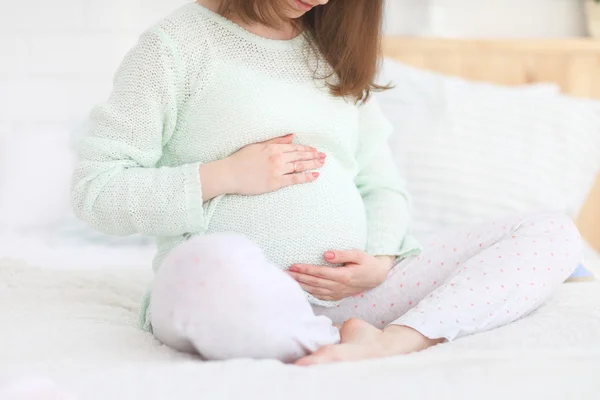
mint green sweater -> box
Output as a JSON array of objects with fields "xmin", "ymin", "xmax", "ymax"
[{"xmin": 71, "ymin": 3, "xmax": 421, "ymax": 331}]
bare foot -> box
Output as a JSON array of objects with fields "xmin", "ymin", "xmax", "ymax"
[{"xmin": 295, "ymin": 318, "xmax": 443, "ymax": 366}]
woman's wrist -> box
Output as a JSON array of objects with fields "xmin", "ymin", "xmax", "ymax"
[
  {"xmin": 199, "ymin": 158, "xmax": 237, "ymax": 201},
  {"xmin": 375, "ymin": 255, "xmax": 396, "ymax": 272}
]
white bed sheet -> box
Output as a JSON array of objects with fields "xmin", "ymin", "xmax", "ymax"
[
  {"xmin": 1, "ymin": 257, "xmax": 599, "ymax": 400},
  {"xmin": 0, "ymin": 231, "xmax": 154, "ymax": 269}
]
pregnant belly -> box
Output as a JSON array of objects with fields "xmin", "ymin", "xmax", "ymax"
[{"xmin": 205, "ymin": 174, "xmax": 367, "ymax": 269}]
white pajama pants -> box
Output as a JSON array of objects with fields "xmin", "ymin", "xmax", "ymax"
[{"xmin": 150, "ymin": 213, "xmax": 582, "ymax": 362}]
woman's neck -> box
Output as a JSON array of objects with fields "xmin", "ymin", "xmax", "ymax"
[{"xmin": 197, "ymin": 0, "xmax": 301, "ymax": 40}]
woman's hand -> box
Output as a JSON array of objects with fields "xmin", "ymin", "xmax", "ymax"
[
  {"xmin": 287, "ymin": 250, "xmax": 396, "ymax": 301},
  {"xmin": 199, "ymin": 134, "xmax": 326, "ymax": 200}
]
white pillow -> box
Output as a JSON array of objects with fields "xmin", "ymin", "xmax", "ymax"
[
  {"xmin": 0, "ymin": 131, "xmax": 75, "ymax": 231},
  {"xmin": 376, "ymin": 59, "xmax": 600, "ymax": 238}
]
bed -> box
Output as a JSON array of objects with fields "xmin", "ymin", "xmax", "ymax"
[{"xmin": 1, "ymin": 38, "xmax": 600, "ymax": 400}]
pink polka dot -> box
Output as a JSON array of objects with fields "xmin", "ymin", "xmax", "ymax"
[
  {"xmin": 456, "ymin": 261, "xmax": 460, "ymax": 266},
  {"xmin": 440, "ymin": 262, "xmax": 444, "ymax": 266},
  {"xmin": 501, "ymin": 285, "xmax": 505, "ymax": 288},
  {"xmin": 517, "ymin": 253, "xmax": 521, "ymax": 256},
  {"xmin": 433, "ymin": 281, "xmax": 437, "ymax": 285},
  {"xmin": 503, "ymin": 299, "xmax": 507, "ymax": 302},
  {"xmin": 400, "ymin": 284, "xmax": 403, "ymax": 288},
  {"xmin": 551, "ymin": 253, "xmax": 554, "ymax": 257},
  {"xmin": 487, "ymin": 302, "xmax": 491, "ymax": 305},
  {"xmin": 470, "ymin": 288, "xmax": 474, "ymax": 291},
  {"xmin": 479, "ymin": 243, "xmax": 483, "ymax": 247},
  {"xmin": 467, "ymin": 277, "xmax": 471, "ymax": 281},
  {"xmin": 450, "ymin": 283, "xmax": 455, "ymax": 287},
  {"xmin": 534, "ymin": 252, "xmax": 538, "ymax": 256},
  {"xmin": 360, "ymin": 294, "xmax": 364, "ymax": 298},
  {"xmin": 525, "ymin": 297, "xmax": 529, "ymax": 301},
  {"xmin": 453, "ymin": 248, "xmax": 457, "ymax": 252},
  {"xmin": 489, "ymin": 313, "xmax": 494, "ymax": 316},
  {"xmin": 337, "ymin": 304, "xmax": 341, "ymax": 308},
  {"xmin": 417, "ymin": 282, "xmax": 421, "ymax": 286},
  {"xmin": 454, "ymin": 305, "xmax": 459, "ymax": 308},
  {"xmin": 417, "ymin": 256, "xmax": 421, "ymax": 260},
  {"xmin": 533, "ymin": 267, "xmax": 536, "ymax": 271},
  {"xmin": 516, "ymin": 283, "xmax": 520, "ymax": 287},
  {"xmin": 391, "ymin": 303, "xmax": 395, "ymax": 307},
  {"xmin": 354, "ymin": 305, "xmax": 358, "ymax": 309},
  {"xmin": 409, "ymin": 301, "xmax": 413, "ymax": 305},
  {"xmin": 428, "ymin": 260, "xmax": 431, "ymax": 264},
  {"xmin": 372, "ymin": 304, "xmax": 377, "ymax": 307},
  {"xmin": 506, "ymin": 310, "xmax": 510, "ymax": 314},
  {"xmin": 517, "ymin": 268, "xmax": 521, "ymax": 271},
  {"xmin": 381, "ymin": 320, "xmax": 385, "ymax": 324},
  {"xmin": 437, "ymin": 307, "xmax": 442, "ymax": 310},
  {"xmin": 500, "ymin": 269, "xmax": 504, "ymax": 273},
  {"xmin": 486, "ymin": 286, "xmax": 490, "ymax": 290},
  {"xmin": 471, "ymin": 303, "xmax": 475, "ymax": 307},
  {"xmin": 531, "ymin": 223, "xmax": 535, "ymax": 226},
  {"xmin": 512, "ymin": 236, "xmax": 516, "ymax": 239},
  {"xmin": 547, "ymin": 268, "xmax": 551, "ymax": 271}
]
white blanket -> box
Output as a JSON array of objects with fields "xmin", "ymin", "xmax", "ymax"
[{"xmin": 1, "ymin": 259, "xmax": 599, "ymax": 400}]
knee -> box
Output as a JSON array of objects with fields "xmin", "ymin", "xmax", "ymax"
[
  {"xmin": 524, "ymin": 213, "xmax": 583, "ymax": 259},
  {"xmin": 162, "ymin": 233, "xmax": 267, "ymax": 273}
]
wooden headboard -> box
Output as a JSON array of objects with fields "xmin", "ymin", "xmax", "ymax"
[{"xmin": 382, "ymin": 38, "xmax": 600, "ymax": 252}]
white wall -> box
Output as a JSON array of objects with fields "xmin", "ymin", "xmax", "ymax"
[
  {"xmin": 0, "ymin": 0, "xmax": 188, "ymax": 142},
  {"xmin": 0, "ymin": 0, "xmax": 591, "ymax": 142},
  {"xmin": 385, "ymin": 0, "xmax": 587, "ymax": 37}
]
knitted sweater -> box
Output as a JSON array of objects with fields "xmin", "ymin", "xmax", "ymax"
[{"xmin": 71, "ymin": 3, "xmax": 421, "ymax": 331}]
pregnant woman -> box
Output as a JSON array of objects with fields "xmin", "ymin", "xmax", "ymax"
[{"xmin": 72, "ymin": 0, "xmax": 582, "ymax": 365}]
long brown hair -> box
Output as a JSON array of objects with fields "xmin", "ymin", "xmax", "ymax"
[{"xmin": 218, "ymin": 0, "xmax": 388, "ymax": 102}]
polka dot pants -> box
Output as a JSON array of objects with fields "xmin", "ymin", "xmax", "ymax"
[
  {"xmin": 150, "ymin": 213, "xmax": 582, "ymax": 362},
  {"xmin": 316, "ymin": 213, "xmax": 582, "ymax": 341}
]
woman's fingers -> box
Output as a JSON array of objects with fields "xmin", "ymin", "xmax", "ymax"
[
  {"xmin": 278, "ymin": 144, "xmax": 318, "ymax": 153},
  {"xmin": 281, "ymin": 151, "xmax": 326, "ymax": 174},
  {"xmin": 289, "ymin": 264, "xmax": 350, "ymax": 283},
  {"xmin": 288, "ymin": 271, "xmax": 337, "ymax": 289},
  {"xmin": 282, "ymin": 151, "xmax": 324, "ymax": 163},
  {"xmin": 284, "ymin": 159, "xmax": 325, "ymax": 174},
  {"xmin": 324, "ymin": 249, "xmax": 367, "ymax": 264},
  {"xmin": 297, "ymin": 283, "xmax": 334, "ymax": 299},
  {"xmin": 280, "ymin": 171, "xmax": 320, "ymax": 187}
]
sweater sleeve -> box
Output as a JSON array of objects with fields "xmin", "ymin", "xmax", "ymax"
[
  {"xmin": 71, "ymin": 29, "xmax": 205, "ymax": 237},
  {"xmin": 355, "ymin": 97, "xmax": 413, "ymax": 256}
]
